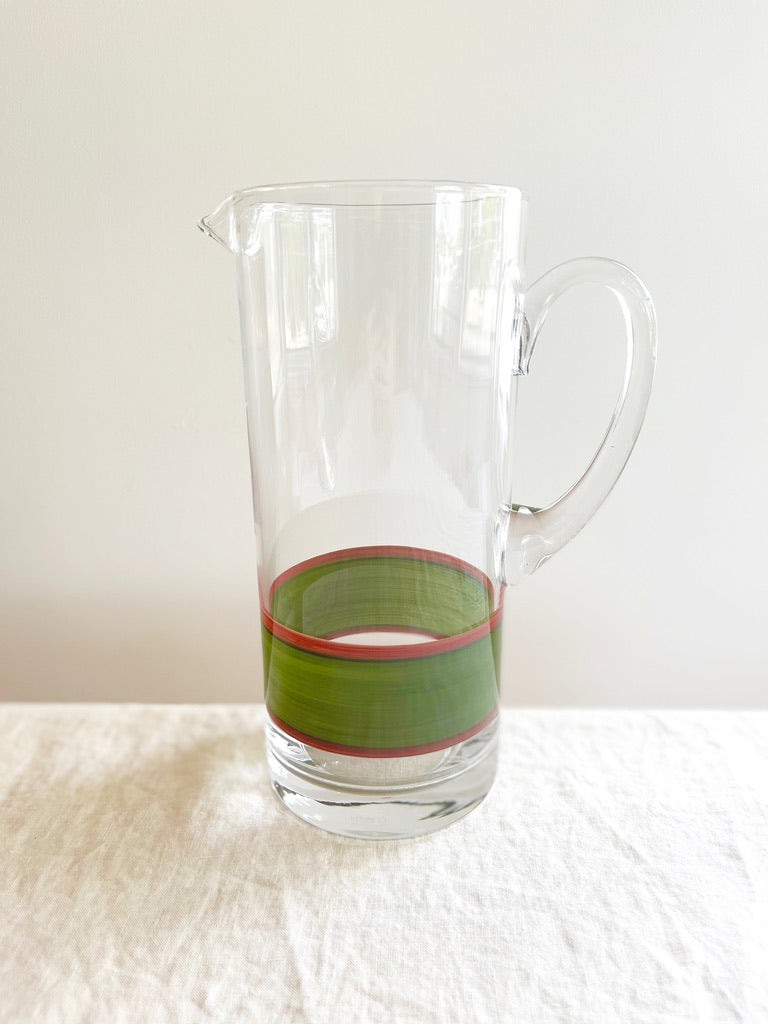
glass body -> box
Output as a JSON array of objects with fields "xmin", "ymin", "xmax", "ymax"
[{"xmin": 201, "ymin": 181, "xmax": 656, "ymax": 839}]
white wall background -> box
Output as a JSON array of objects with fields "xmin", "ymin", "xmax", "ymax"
[{"xmin": 1, "ymin": 0, "xmax": 766, "ymax": 705}]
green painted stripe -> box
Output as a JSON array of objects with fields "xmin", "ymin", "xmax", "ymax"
[
  {"xmin": 263, "ymin": 551, "xmax": 502, "ymax": 752},
  {"xmin": 271, "ymin": 556, "xmax": 492, "ymax": 638}
]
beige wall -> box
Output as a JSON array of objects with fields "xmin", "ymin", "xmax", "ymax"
[{"xmin": 2, "ymin": 1, "xmax": 766, "ymax": 705}]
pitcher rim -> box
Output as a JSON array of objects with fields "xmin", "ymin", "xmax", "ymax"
[{"xmin": 213, "ymin": 178, "xmax": 528, "ymax": 210}]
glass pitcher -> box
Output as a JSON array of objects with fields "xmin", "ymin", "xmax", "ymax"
[{"xmin": 200, "ymin": 180, "xmax": 656, "ymax": 839}]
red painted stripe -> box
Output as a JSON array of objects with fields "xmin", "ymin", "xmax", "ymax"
[
  {"xmin": 268, "ymin": 544, "xmax": 495, "ymax": 602},
  {"xmin": 262, "ymin": 601, "xmax": 503, "ymax": 660},
  {"xmin": 268, "ymin": 708, "xmax": 499, "ymax": 758},
  {"xmin": 321, "ymin": 624, "xmax": 446, "ymax": 641}
]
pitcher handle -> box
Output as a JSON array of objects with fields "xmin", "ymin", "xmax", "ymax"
[{"xmin": 498, "ymin": 258, "xmax": 657, "ymax": 584}]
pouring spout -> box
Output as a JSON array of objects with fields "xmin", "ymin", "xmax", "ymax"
[{"xmin": 198, "ymin": 196, "xmax": 236, "ymax": 251}]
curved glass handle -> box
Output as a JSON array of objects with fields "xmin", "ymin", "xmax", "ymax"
[{"xmin": 498, "ymin": 258, "xmax": 657, "ymax": 584}]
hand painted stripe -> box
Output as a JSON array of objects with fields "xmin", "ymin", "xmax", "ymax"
[
  {"xmin": 261, "ymin": 602, "xmax": 503, "ymax": 660},
  {"xmin": 268, "ymin": 544, "xmax": 495, "ymax": 601},
  {"xmin": 269, "ymin": 708, "xmax": 499, "ymax": 758}
]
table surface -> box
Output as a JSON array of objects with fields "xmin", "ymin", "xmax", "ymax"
[{"xmin": 1, "ymin": 705, "xmax": 767, "ymax": 1024}]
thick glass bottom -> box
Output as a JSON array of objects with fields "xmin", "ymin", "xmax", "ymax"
[{"xmin": 266, "ymin": 715, "xmax": 498, "ymax": 840}]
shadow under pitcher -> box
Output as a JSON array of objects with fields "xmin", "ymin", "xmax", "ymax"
[{"xmin": 200, "ymin": 180, "xmax": 656, "ymax": 839}]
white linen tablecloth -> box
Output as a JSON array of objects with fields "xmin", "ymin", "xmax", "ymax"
[{"xmin": 1, "ymin": 704, "xmax": 767, "ymax": 1024}]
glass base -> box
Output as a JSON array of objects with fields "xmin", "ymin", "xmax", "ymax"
[{"xmin": 266, "ymin": 715, "xmax": 498, "ymax": 840}]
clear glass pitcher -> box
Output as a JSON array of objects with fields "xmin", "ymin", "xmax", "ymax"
[{"xmin": 200, "ymin": 180, "xmax": 656, "ymax": 839}]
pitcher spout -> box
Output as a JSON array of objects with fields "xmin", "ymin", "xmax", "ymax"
[{"xmin": 198, "ymin": 196, "xmax": 236, "ymax": 252}]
